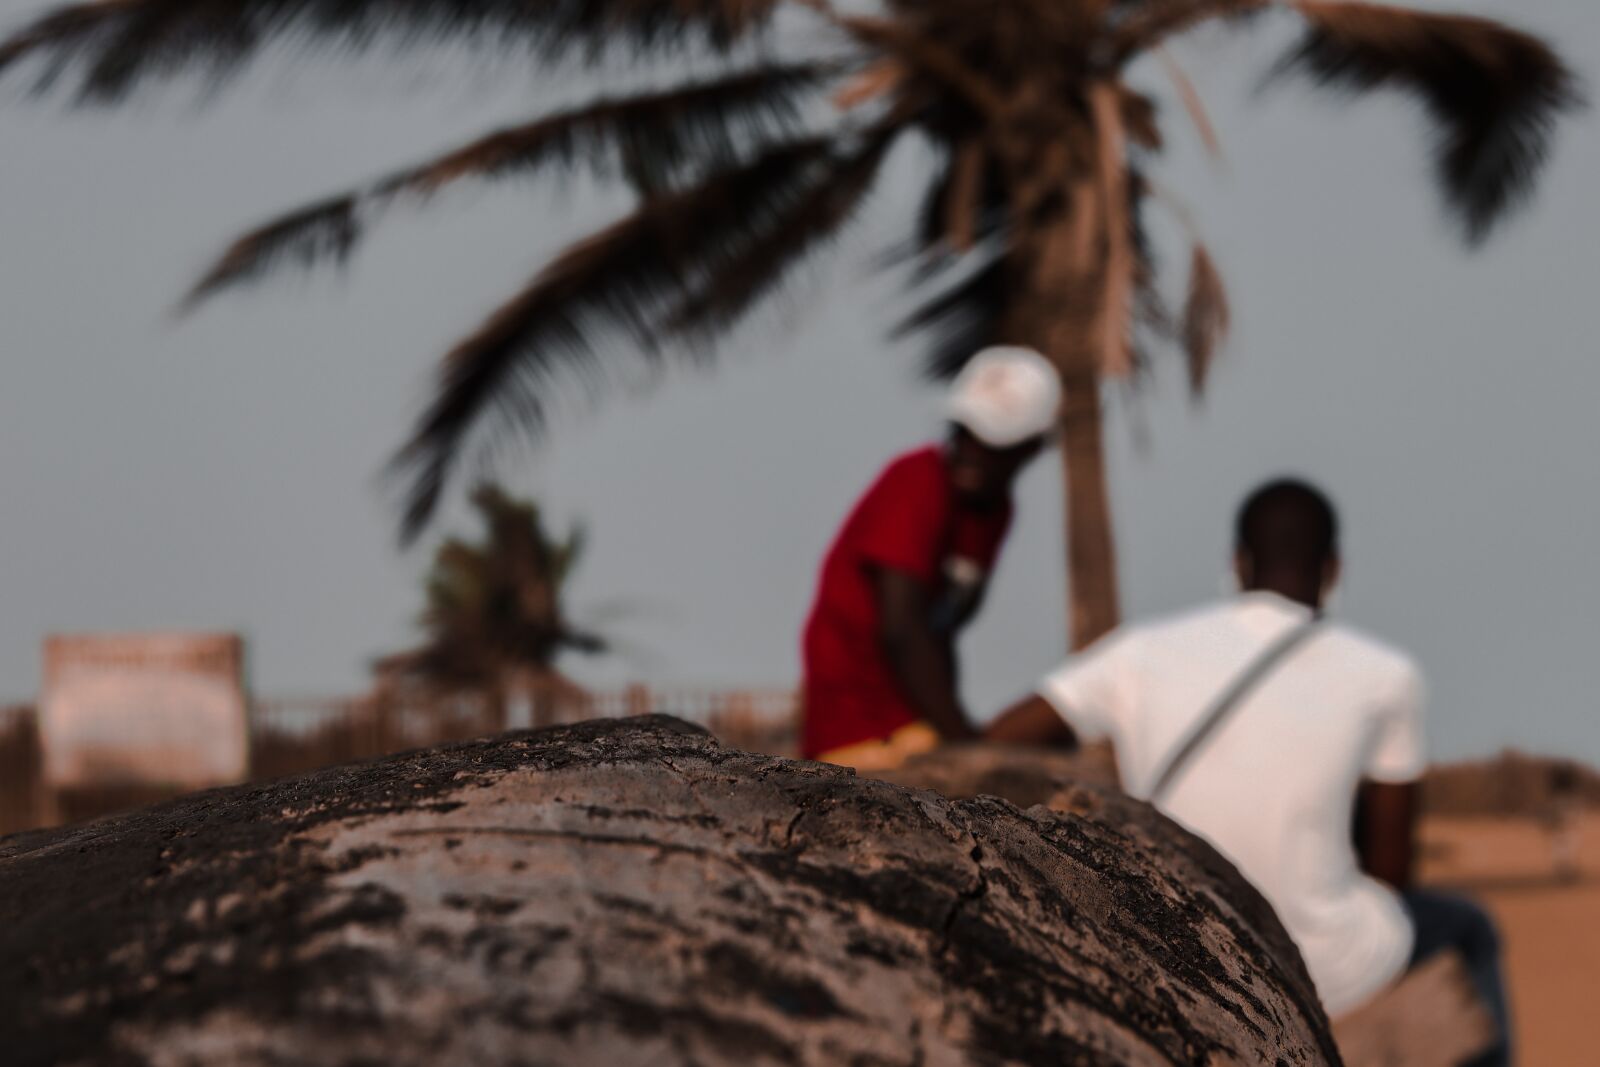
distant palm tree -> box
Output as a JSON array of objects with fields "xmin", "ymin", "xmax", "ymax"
[
  {"xmin": 376, "ymin": 484, "xmax": 603, "ymax": 722},
  {"xmin": 1, "ymin": 0, "xmax": 1578, "ymax": 648}
]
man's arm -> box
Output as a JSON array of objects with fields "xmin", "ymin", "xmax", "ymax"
[
  {"xmin": 984, "ymin": 693, "xmax": 1079, "ymax": 749},
  {"xmin": 1357, "ymin": 664, "xmax": 1427, "ymax": 891},
  {"xmin": 926, "ymin": 561, "xmax": 990, "ymax": 638},
  {"xmin": 1354, "ymin": 780, "xmax": 1419, "ymax": 891},
  {"xmin": 872, "ymin": 567, "xmax": 977, "ymax": 741},
  {"xmin": 946, "ymin": 572, "xmax": 990, "ymax": 633}
]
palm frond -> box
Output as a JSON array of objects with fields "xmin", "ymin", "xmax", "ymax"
[
  {"xmin": 881, "ymin": 136, "xmax": 1004, "ymax": 282},
  {"xmin": 184, "ymin": 63, "xmax": 836, "ymax": 306},
  {"xmin": 1157, "ymin": 48, "xmax": 1221, "ymax": 160},
  {"xmin": 392, "ymin": 63, "xmax": 836, "ymax": 197},
  {"xmin": 182, "ymin": 194, "xmax": 361, "ymax": 309},
  {"xmin": 389, "ymin": 136, "xmax": 842, "ymax": 541},
  {"xmin": 1112, "ymin": 0, "xmax": 1270, "ymax": 62},
  {"xmin": 1126, "ymin": 170, "xmax": 1171, "ymax": 339},
  {"xmin": 1273, "ymin": 1, "xmax": 1582, "ymax": 242},
  {"xmin": 831, "ymin": 14, "xmax": 1004, "ymax": 119},
  {"xmin": 1182, "ymin": 243, "xmax": 1229, "ymax": 396},
  {"xmin": 551, "ymin": 519, "xmax": 588, "ymax": 583},
  {"xmin": 898, "ymin": 250, "xmax": 1011, "ymax": 380},
  {"xmin": 834, "ymin": 58, "xmax": 903, "ymax": 111},
  {"xmin": 662, "ymin": 128, "xmax": 898, "ymax": 342},
  {"xmin": 560, "ymin": 628, "xmax": 607, "ymax": 655},
  {"xmin": 0, "ymin": 0, "xmax": 786, "ymax": 102},
  {"xmin": 940, "ymin": 138, "xmax": 987, "ymax": 251},
  {"xmin": 1120, "ymin": 87, "xmax": 1163, "ymax": 151}
]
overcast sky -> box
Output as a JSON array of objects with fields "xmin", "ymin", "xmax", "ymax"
[{"xmin": 1, "ymin": 0, "xmax": 1595, "ymax": 763}]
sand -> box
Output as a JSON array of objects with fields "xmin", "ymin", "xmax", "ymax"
[{"xmin": 1419, "ymin": 811, "xmax": 1600, "ymax": 1067}]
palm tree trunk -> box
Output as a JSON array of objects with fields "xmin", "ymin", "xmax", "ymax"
[
  {"xmin": 1004, "ymin": 166, "xmax": 1123, "ymax": 652},
  {"xmin": 1060, "ymin": 376, "xmax": 1120, "ymax": 649}
]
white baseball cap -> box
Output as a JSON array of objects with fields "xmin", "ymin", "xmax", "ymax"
[{"xmin": 947, "ymin": 346, "xmax": 1061, "ymax": 448}]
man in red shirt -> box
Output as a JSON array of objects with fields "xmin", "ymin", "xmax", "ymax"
[{"xmin": 802, "ymin": 347, "xmax": 1059, "ymax": 768}]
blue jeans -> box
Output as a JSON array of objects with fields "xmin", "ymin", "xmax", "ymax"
[{"xmin": 1403, "ymin": 889, "xmax": 1512, "ymax": 1067}]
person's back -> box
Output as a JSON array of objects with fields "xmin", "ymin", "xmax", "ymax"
[
  {"xmin": 987, "ymin": 478, "xmax": 1511, "ymax": 1066},
  {"xmin": 1039, "ymin": 592, "xmax": 1423, "ymax": 1014}
]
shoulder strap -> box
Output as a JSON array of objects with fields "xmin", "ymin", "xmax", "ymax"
[{"xmin": 1147, "ymin": 615, "xmax": 1324, "ymax": 805}]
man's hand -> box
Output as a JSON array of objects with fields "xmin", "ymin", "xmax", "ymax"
[
  {"xmin": 872, "ymin": 567, "xmax": 977, "ymax": 741},
  {"xmin": 984, "ymin": 694, "xmax": 1078, "ymax": 748},
  {"xmin": 1355, "ymin": 780, "xmax": 1418, "ymax": 891}
]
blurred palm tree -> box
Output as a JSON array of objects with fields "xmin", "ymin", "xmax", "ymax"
[
  {"xmin": 375, "ymin": 485, "xmax": 603, "ymax": 723},
  {"xmin": 1, "ymin": 0, "xmax": 1579, "ymax": 647}
]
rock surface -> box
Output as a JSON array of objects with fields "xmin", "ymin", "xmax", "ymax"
[
  {"xmin": 0, "ymin": 716, "xmax": 1339, "ymax": 1066},
  {"xmin": 872, "ymin": 740, "xmax": 1122, "ymax": 803}
]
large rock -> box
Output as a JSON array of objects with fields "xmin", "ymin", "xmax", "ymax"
[
  {"xmin": 0, "ymin": 716, "xmax": 1339, "ymax": 1066},
  {"xmin": 871, "ymin": 740, "xmax": 1122, "ymax": 802}
]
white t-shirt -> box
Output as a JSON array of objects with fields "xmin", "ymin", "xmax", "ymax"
[{"xmin": 1039, "ymin": 592, "xmax": 1426, "ymax": 1016}]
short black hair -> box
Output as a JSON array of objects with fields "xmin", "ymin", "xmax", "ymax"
[{"xmin": 1235, "ymin": 479, "xmax": 1338, "ymax": 571}]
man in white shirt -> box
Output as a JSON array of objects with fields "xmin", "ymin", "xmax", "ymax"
[{"xmin": 987, "ymin": 479, "xmax": 1509, "ymax": 1063}]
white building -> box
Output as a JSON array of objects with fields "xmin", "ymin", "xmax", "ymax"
[{"xmin": 39, "ymin": 632, "xmax": 249, "ymax": 791}]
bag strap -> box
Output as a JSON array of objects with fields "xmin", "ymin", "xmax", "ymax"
[{"xmin": 1147, "ymin": 615, "xmax": 1324, "ymax": 805}]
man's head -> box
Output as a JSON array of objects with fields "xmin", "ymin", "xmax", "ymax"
[
  {"xmin": 1233, "ymin": 479, "xmax": 1341, "ymax": 609},
  {"xmin": 945, "ymin": 346, "xmax": 1058, "ymax": 505}
]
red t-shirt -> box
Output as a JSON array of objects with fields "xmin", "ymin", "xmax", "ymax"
[{"xmin": 801, "ymin": 445, "xmax": 1013, "ymax": 757}]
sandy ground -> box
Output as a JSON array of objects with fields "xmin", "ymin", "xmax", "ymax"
[{"xmin": 1419, "ymin": 811, "xmax": 1600, "ymax": 1067}]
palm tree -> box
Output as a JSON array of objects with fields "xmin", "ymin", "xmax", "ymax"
[
  {"xmin": 375, "ymin": 484, "xmax": 603, "ymax": 724},
  {"xmin": 1, "ymin": 0, "xmax": 1579, "ymax": 649}
]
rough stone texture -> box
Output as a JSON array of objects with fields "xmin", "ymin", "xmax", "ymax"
[
  {"xmin": 872, "ymin": 741, "xmax": 1122, "ymax": 804},
  {"xmin": 0, "ymin": 716, "xmax": 1339, "ymax": 1067}
]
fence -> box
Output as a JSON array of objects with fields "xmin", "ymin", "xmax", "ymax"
[
  {"xmin": 0, "ymin": 705, "xmax": 42, "ymax": 835},
  {"xmin": 0, "ymin": 685, "xmax": 800, "ymax": 834},
  {"xmin": 251, "ymin": 684, "xmax": 797, "ymax": 774},
  {"xmin": 1420, "ymin": 750, "xmax": 1600, "ymax": 817}
]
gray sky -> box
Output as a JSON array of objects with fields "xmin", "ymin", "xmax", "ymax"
[{"xmin": 1, "ymin": 0, "xmax": 1595, "ymax": 763}]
